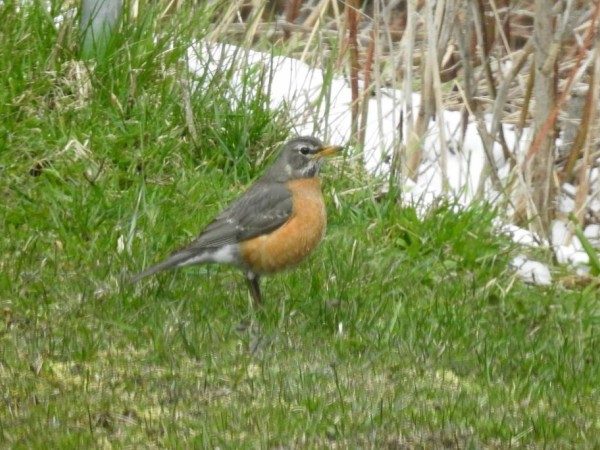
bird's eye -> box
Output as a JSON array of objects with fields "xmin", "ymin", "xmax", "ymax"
[{"xmin": 299, "ymin": 146, "xmax": 311, "ymax": 155}]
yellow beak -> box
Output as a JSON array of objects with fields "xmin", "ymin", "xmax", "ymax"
[{"xmin": 312, "ymin": 145, "xmax": 343, "ymax": 159}]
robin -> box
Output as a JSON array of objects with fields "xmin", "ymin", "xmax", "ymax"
[{"xmin": 130, "ymin": 136, "xmax": 343, "ymax": 306}]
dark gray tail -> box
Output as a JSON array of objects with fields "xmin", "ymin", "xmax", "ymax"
[{"xmin": 129, "ymin": 252, "xmax": 191, "ymax": 284}]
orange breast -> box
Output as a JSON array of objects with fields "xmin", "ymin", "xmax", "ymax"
[{"xmin": 240, "ymin": 178, "xmax": 327, "ymax": 275}]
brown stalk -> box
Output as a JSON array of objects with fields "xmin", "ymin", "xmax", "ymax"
[
  {"xmin": 403, "ymin": 0, "xmax": 422, "ymax": 181},
  {"xmin": 522, "ymin": 0, "xmax": 558, "ymax": 235},
  {"xmin": 358, "ymin": 29, "xmax": 376, "ymax": 152},
  {"xmin": 518, "ymin": 59, "xmax": 535, "ymax": 134},
  {"xmin": 345, "ymin": 0, "xmax": 361, "ymax": 149},
  {"xmin": 561, "ymin": 73, "xmax": 596, "ymax": 182},
  {"xmin": 523, "ymin": 0, "xmax": 600, "ymax": 165},
  {"xmin": 283, "ymin": 0, "xmax": 303, "ymax": 40},
  {"xmin": 573, "ymin": 52, "xmax": 600, "ymax": 224},
  {"xmin": 429, "ymin": 0, "xmax": 450, "ymax": 189},
  {"xmin": 472, "ymin": 0, "xmax": 511, "ymax": 161}
]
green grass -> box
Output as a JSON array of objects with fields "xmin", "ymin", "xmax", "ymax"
[{"xmin": 2, "ymin": 2, "xmax": 600, "ymax": 448}]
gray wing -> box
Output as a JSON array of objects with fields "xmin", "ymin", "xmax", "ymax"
[
  {"xmin": 189, "ymin": 181, "xmax": 293, "ymax": 247},
  {"xmin": 130, "ymin": 182, "xmax": 293, "ymax": 282}
]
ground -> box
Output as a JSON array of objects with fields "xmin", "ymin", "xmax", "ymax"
[{"xmin": 1, "ymin": 2, "xmax": 599, "ymax": 448}]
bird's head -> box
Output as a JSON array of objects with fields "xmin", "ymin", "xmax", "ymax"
[{"xmin": 266, "ymin": 136, "xmax": 343, "ymax": 182}]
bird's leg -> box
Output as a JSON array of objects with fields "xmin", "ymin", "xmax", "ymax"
[
  {"xmin": 242, "ymin": 273, "xmax": 268, "ymax": 351},
  {"xmin": 246, "ymin": 273, "xmax": 262, "ymax": 307}
]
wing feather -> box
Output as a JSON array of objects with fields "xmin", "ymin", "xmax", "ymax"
[{"xmin": 183, "ymin": 182, "xmax": 293, "ymax": 250}]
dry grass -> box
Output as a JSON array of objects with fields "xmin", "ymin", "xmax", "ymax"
[{"xmin": 181, "ymin": 0, "xmax": 600, "ymax": 241}]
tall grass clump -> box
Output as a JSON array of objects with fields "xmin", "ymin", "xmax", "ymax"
[{"xmin": 2, "ymin": 1, "xmax": 600, "ymax": 448}]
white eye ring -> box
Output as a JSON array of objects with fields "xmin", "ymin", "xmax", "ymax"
[{"xmin": 299, "ymin": 146, "xmax": 311, "ymax": 155}]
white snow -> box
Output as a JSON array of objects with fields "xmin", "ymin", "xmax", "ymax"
[
  {"xmin": 512, "ymin": 255, "xmax": 552, "ymax": 286},
  {"xmin": 186, "ymin": 41, "xmax": 600, "ymax": 285}
]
